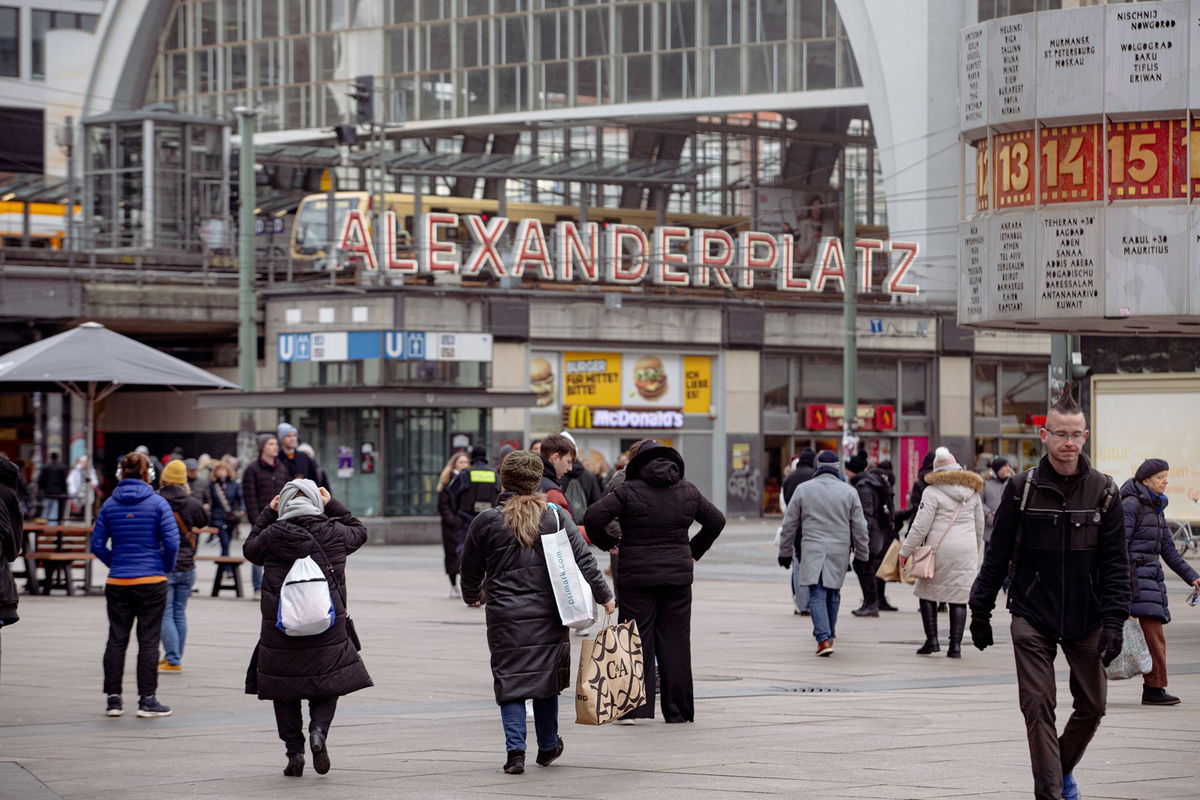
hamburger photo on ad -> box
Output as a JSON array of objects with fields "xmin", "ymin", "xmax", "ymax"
[
  {"xmin": 530, "ymin": 356, "xmax": 556, "ymax": 407},
  {"xmin": 633, "ymin": 355, "xmax": 667, "ymax": 400}
]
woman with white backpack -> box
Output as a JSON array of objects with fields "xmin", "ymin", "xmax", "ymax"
[
  {"xmin": 244, "ymin": 479, "xmax": 372, "ymax": 778},
  {"xmin": 460, "ymin": 450, "xmax": 615, "ymax": 776}
]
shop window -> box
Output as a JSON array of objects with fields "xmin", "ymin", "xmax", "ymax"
[
  {"xmin": 857, "ymin": 360, "xmax": 896, "ymax": 405},
  {"xmin": 762, "ymin": 356, "xmax": 789, "ymax": 413},
  {"xmin": 1001, "ymin": 364, "xmax": 1044, "ymax": 434},
  {"xmin": 900, "ymin": 361, "xmax": 927, "ymax": 417},
  {"xmin": 974, "ymin": 362, "xmax": 997, "ymax": 418},
  {"xmin": 796, "ymin": 353, "xmax": 840, "ymax": 404}
]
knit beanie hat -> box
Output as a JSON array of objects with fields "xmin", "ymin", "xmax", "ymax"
[
  {"xmin": 276, "ymin": 422, "xmax": 298, "ymax": 440},
  {"xmin": 989, "ymin": 457, "xmax": 1010, "ymax": 474},
  {"xmin": 816, "ymin": 450, "xmax": 839, "ymax": 465},
  {"xmin": 161, "ymin": 459, "xmax": 187, "ymax": 486},
  {"xmin": 500, "ymin": 450, "xmax": 544, "ymax": 495},
  {"xmin": 256, "ymin": 434, "xmax": 276, "ymax": 454},
  {"xmin": 845, "ymin": 452, "xmax": 869, "ymax": 473},
  {"xmin": 932, "ymin": 446, "xmax": 960, "ymax": 472},
  {"xmin": 1135, "ymin": 458, "xmax": 1169, "ymax": 483}
]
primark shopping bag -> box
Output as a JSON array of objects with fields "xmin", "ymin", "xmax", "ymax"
[
  {"xmin": 575, "ymin": 616, "xmax": 647, "ymax": 725},
  {"xmin": 541, "ymin": 506, "xmax": 596, "ymax": 630}
]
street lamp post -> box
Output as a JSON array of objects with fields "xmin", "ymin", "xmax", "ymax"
[
  {"xmin": 234, "ymin": 107, "xmax": 259, "ymax": 468},
  {"xmin": 842, "ymin": 178, "xmax": 858, "ymax": 459}
]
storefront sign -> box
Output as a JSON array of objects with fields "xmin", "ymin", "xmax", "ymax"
[
  {"xmin": 563, "ymin": 352, "xmax": 621, "ymax": 407},
  {"xmin": 682, "ymin": 356, "xmax": 713, "ymax": 415},
  {"xmin": 566, "ymin": 406, "xmax": 684, "ymax": 429},
  {"xmin": 277, "ymin": 330, "xmax": 493, "ymax": 362},
  {"xmin": 803, "ymin": 404, "xmax": 895, "ymax": 432},
  {"xmin": 336, "ymin": 209, "xmax": 923, "ymax": 296}
]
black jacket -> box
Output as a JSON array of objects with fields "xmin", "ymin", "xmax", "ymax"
[
  {"xmin": 970, "ymin": 455, "xmax": 1130, "ymax": 640},
  {"xmin": 895, "ymin": 453, "xmax": 936, "ymax": 526},
  {"xmin": 454, "ymin": 458, "xmax": 501, "ymax": 522},
  {"xmin": 437, "ymin": 482, "xmax": 461, "ymax": 536},
  {"xmin": 242, "ymin": 457, "xmax": 292, "ymax": 520},
  {"xmin": 244, "ymin": 499, "xmax": 372, "ymax": 701},
  {"xmin": 37, "ymin": 459, "xmax": 69, "ymax": 499},
  {"xmin": 782, "ymin": 450, "xmax": 816, "ymax": 507},
  {"xmin": 1121, "ymin": 479, "xmax": 1198, "ymax": 623},
  {"xmin": 854, "ymin": 467, "xmax": 896, "ymax": 555},
  {"xmin": 158, "ymin": 484, "xmax": 209, "ymax": 572},
  {"xmin": 0, "ymin": 455, "xmax": 22, "ymax": 625},
  {"xmin": 461, "ymin": 501, "xmax": 611, "ymax": 704},
  {"xmin": 584, "ymin": 447, "xmax": 726, "ymax": 588},
  {"xmin": 279, "ymin": 448, "xmax": 322, "ymax": 485}
]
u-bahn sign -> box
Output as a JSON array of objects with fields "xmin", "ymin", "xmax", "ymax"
[{"xmin": 334, "ymin": 209, "xmax": 922, "ymax": 296}]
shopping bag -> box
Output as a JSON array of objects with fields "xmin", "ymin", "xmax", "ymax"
[
  {"xmin": 575, "ymin": 617, "xmax": 646, "ymax": 725},
  {"xmin": 541, "ymin": 508, "xmax": 596, "ymax": 630},
  {"xmin": 1105, "ymin": 618, "xmax": 1153, "ymax": 680},
  {"xmin": 875, "ymin": 539, "xmax": 915, "ymax": 584}
]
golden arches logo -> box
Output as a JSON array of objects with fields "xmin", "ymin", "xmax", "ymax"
[{"xmin": 567, "ymin": 405, "xmax": 593, "ymax": 429}]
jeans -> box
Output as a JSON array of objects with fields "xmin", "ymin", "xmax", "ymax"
[
  {"xmin": 808, "ymin": 583, "xmax": 841, "ymax": 643},
  {"xmin": 217, "ymin": 521, "xmax": 235, "ymax": 557},
  {"xmin": 43, "ymin": 497, "xmax": 62, "ymax": 524},
  {"xmin": 499, "ymin": 695, "xmax": 558, "ymax": 753},
  {"xmin": 103, "ymin": 582, "xmax": 167, "ymax": 697},
  {"xmin": 252, "ymin": 563, "xmax": 263, "ymax": 591},
  {"xmin": 274, "ymin": 696, "xmax": 339, "ymax": 755},
  {"xmin": 161, "ymin": 570, "xmax": 196, "ymax": 665}
]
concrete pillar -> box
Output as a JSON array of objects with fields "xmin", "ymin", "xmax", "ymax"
[{"xmin": 937, "ymin": 355, "xmax": 973, "ymax": 462}]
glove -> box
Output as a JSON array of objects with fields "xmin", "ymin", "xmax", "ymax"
[
  {"xmin": 969, "ymin": 613, "xmax": 994, "ymax": 651},
  {"xmin": 778, "ymin": 556, "xmax": 792, "ymax": 569},
  {"xmin": 1098, "ymin": 624, "xmax": 1124, "ymax": 667}
]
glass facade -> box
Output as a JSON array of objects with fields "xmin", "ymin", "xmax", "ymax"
[
  {"xmin": 973, "ymin": 359, "xmax": 1049, "ymax": 472},
  {"xmin": 0, "ymin": 7, "xmax": 18, "ymax": 77},
  {"xmin": 32, "ymin": 9, "xmax": 100, "ymax": 80},
  {"xmin": 150, "ymin": 0, "xmax": 862, "ymax": 130}
]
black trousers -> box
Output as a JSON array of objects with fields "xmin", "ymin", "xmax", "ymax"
[
  {"xmin": 103, "ymin": 582, "xmax": 167, "ymax": 697},
  {"xmin": 440, "ymin": 523, "xmax": 461, "ymax": 581},
  {"xmin": 1011, "ymin": 617, "xmax": 1106, "ymax": 800},
  {"xmin": 273, "ymin": 696, "xmax": 339, "ymax": 755},
  {"xmin": 619, "ymin": 583, "xmax": 693, "ymax": 722},
  {"xmin": 852, "ymin": 556, "xmax": 883, "ymax": 606}
]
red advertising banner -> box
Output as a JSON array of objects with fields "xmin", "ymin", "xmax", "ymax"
[
  {"xmin": 1106, "ymin": 120, "xmax": 1172, "ymax": 200},
  {"xmin": 1039, "ymin": 124, "xmax": 1100, "ymax": 205},
  {"xmin": 898, "ymin": 436, "xmax": 929, "ymax": 511},
  {"xmin": 994, "ymin": 129, "xmax": 1035, "ymax": 209}
]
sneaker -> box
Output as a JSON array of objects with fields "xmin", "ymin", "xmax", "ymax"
[
  {"xmin": 449, "ymin": 585, "xmax": 461, "ymax": 599},
  {"xmin": 106, "ymin": 694, "xmax": 123, "ymax": 717},
  {"xmin": 158, "ymin": 661, "xmax": 181, "ymax": 673},
  {"xmin": 1062, "ymin": 773, "xmax": 1080, "ymax": 800},
  {"xmin": 136, "ymin": 696, "xmax": 172, "ymax": 718},
  {"xmin": 252, "ymin": 590, "xmax": 261, "ymax": 600},
  {"xmin": 535, "ymin": 736, "xmax": 564, "ymax": 767},
  {"xmin": 815, "ymin": 639, "xmax": 834, "ymax": 656}
]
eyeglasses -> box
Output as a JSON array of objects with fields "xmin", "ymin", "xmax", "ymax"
[{"xmin": 1043, "ymin": 429, "xmax": 1088, "ymax": 441}]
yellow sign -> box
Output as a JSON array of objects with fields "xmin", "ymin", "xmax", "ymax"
[
  {"xmin": 567, "ymin": 405, "xmax": 593, "ymax": 428},
  {"xmin": 563, "ymin": 352, "xmax": 622, "ymax": 406},
  {"xmin": 683, "ymin": 356, "xmax": 712, "ymax": 414}
]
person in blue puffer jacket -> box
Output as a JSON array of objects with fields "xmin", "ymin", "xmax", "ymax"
[
  {"xmin": 91, "ymin": 451, "xmax": 180, "ymax": 719},
  {"xmin": 1121, "ymin": 458, "xmax": 1200, "ymax": 707}
]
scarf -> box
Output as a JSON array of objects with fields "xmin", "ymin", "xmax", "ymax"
[
  {"xmin": 1152, "ymin": 490, "xmax": 1169, "ymax": 516},
  {"xmin": 814, "ymin": 465, "xmax": 844, "ymax": 481},
  {"xmin": 277, "ymin": 478, "xmax": 325, "ymax": 521}
]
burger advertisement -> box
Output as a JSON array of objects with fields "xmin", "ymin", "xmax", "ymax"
[
  {"xmin": 622, "ymin": 354, "xmax": 681, "ymax": 406},
  {"xmin": 529, "ymin": 354, "xmax": 557, "ymax": 409}
]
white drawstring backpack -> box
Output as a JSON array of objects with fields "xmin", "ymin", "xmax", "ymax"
[{"xmin": 275, "ymin": 554, "xmax": 335, "ymax": 636}]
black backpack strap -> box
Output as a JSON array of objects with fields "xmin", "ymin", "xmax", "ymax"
[{"xmin": 1006, "ymin": 467, "xmax": 1037, "ymax": 585}]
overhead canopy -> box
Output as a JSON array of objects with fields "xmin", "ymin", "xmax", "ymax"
[{"xmin": 0, "ymin": 322, "xmax": 239, "ymax": 392}]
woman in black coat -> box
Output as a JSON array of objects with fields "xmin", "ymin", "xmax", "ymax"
[
  {"xmin": 244, "ymin": 479, "xmax": 372, "ymax": 777},
  {"xmin": 436, "ymin": 451, "xmax": 469, "ymax": 595},
  {"xmin": 460, "ymin": 450, "xmax": 613, "ymax": 776},
  {"xmin": 242, "ymin": 435, "xmax": 291, "ymax": 597},
  {"xmin": 1121, "ymin": 458, "xmax": 1200, "ymax": 706},
  {"xmin": 584, "ymin": 441, "xmax": 725, "ymax": 723}
]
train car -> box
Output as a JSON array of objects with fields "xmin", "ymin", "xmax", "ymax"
[{"xmin": 0, "ymin": 200, "xmax": 69, "ymax": 249}]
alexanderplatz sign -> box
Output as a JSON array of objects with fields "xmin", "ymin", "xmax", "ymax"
[
  {"xmin": 335, "ymin": 209, "xmax": 922, "ymax": 297},
  {"xmin": 959, "ymin": 0, "xmax": 1200, "ymax": 333}
]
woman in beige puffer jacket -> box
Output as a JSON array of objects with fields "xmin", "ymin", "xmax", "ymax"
[{"xmin": 899, "ymin": 447, "xmax": 984, "ymax": 658}]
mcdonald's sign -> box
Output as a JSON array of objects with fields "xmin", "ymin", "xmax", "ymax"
[{"xmin": 567, "ymin": 405, "xmax": 594, "ymax": 429}]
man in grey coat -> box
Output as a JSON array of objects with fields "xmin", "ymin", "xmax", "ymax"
[{"xmin": 778, "ymin": 450, "xmax": 870, "ymax": 656}]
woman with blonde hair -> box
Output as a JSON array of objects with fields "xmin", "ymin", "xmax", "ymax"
[
  {"xmin": 899, "ymin": 447, "xmax": 984, "ymax": 658},
  {"xmin": 460, "ymin": 450, "xmax": 614, "ymax": 775},
  {"xmin": 436, "ymin": 450, "xmax": 470, "ymax": 596}
]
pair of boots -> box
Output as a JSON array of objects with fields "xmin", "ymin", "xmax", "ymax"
[
  {"xmin": 917, "ymin": 599, "xmax": 966, "ymax": 657},
  {"xmin": 851, "ymin": 560, "xmax": 898, "ymax": 616}
]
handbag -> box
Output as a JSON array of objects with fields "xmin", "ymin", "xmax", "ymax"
[
  {"xmin": 1105, "ymin": 618, "xmax": 1153, "ymax": 680},
  {"xmin": 906, "ymin": 499, "xmax": 967, "ymax": 580},
  {"xmin": 541, "ymin": 506, "xmax": 596, "ymax": 630},
  {"xmin": 875, "ymin": 539, "xmax": 916, "ymax": 584},
  {"xmin": 575, "ymin": 614, "xmax": 647, "ymax": 725}
]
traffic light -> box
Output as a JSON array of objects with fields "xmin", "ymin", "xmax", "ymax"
[{"xmin": 350, "ymin": 75, "xmax": 373, "ymax": 125}]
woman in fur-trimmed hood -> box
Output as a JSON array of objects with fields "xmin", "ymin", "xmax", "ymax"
[{"xmin": 899, "ymin": 447, "xmax": 985, "ymax": 658}]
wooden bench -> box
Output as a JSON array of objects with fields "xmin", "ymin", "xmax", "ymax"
[
  {"xmin": 24, "ymin": 524, "xmax": 95, "ymax": 595},
  {"xmin": 194, "ymin": 534, "xmax": 247, "ymax": 598}
]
